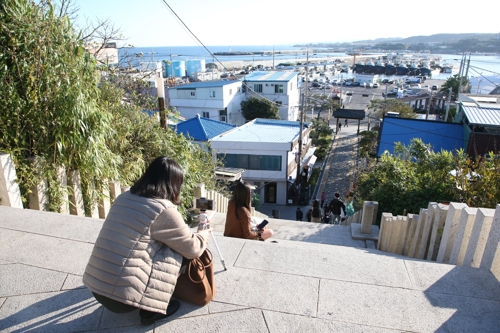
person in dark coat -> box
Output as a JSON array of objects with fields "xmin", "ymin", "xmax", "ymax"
[
  {"xmin": 328, "ymin": 192, "xmax": 346, "ymax": 225},
  {"xmin": 296, "ymin": 207, "xmax": 304, "ymax": 221}
]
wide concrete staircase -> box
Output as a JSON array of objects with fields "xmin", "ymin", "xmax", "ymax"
[{"xmin": 1, "ymin": 206, "xmax": 500, "ymax": 333}]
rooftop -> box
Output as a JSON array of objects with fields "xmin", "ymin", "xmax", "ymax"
[
  {"xmin": 243, "ymin": 71, "xmax": 299, "ymax": 82},
  {"xmin": 211, "ymin": 118, "xmax": 310, "ymax": 144},
  {"xmin": 1, "ymin": 206, "xmax": 500, "ymax": 332},
  {"xmin": 176, "ymin": 115, "xmax": 236, "ymax": 141},
  {"xmin": 169, "ymin": 80, "xmax": 240, "ymax": 90},
  {"xmin": 462, "ymin": 104, "xmax": 500, "ymax": 127}
]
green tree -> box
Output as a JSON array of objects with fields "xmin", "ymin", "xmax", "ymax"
[
  {"xmin": 309, "ymin": 120, "xmax": 333, "ymax": 160},
  {"xmin": 0, "ymin": 0, "xmax": 225, "ymax": 216},
  {"xmin": 0, "ymin": 0, "xmax": 120, "ymax": 211},
  {"xmin": 368, "ymin": 99, "xmax": 417, "ymax": 119},
  {"xmin": 440, "ymin": 74, "xmax": 470, "ymax": 101},
  {"xmin": 308, "ymin": 94, "xmax": 340, "ymax": 120},
  {"xmin": 357, "ymin": 138, "xmax": 456, "ymax": 217},
  {"xmin": 241, "ymin": 96, "xmax": 280, "ymax": 121}
]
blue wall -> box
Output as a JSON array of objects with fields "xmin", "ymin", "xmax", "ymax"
[{"xmin": 377, "ymin": 117, "xmax": 466, "ymax": 157}]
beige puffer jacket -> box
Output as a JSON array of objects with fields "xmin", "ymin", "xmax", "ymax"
[{"xmin": 83, "ymin": 191, "xmax": 206, "ymax": 313}]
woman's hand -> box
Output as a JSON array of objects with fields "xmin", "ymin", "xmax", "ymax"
[{"xmin": 198, "ymin": 230, "xmax": 210, "ymax": 244}]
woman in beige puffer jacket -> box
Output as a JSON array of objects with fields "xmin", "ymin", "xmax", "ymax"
[{"xmin": 83, "ymin": 156, "xmax": 209, "ymax": 326}]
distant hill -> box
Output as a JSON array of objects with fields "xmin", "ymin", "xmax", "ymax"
[{"xmin": 355, "ymin": 33, "xmax": 498, "ymax": 44}]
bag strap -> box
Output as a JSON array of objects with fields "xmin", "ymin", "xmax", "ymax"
[{"xmin": 187, "ymin": 258, "xmax": 206, "ymax": 283}]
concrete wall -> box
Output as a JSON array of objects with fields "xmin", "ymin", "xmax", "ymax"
[{"xmin": 377, "ymin": 202, "xmax": 500, "ymax": 280}]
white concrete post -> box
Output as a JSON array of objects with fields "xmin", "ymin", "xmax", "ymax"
[
  {"xmin": 27, "ymin": 157, "xmax": 48, "ymax": 211},
  {"xmin": 378, "ymin": 212, "xmax": 393, "ymax": 251},
  {"xmin": 57, "ymin": 166, "xmax": 69, "ymax": 214},
  {"xmin": 449, "ymin": 207, "xmax": 477, "ymax": 266},
  {"xmin": 394, "ymin": 215, "xmax": 409, "ymax": 255},
  {"xmin": 0, "ymin": 153, "xmax": 23, "ymax": 208},
  {"xmin": 417, "ymin": 203, "xmax": 437, "ymax": 259},
  {"xmin": 479, "ymin": 204, "xmax": 500, "ymax": 279},
  {"xmin": 410, "ymin": 211, "xmax": 426, "ymax": 258},
  {"xmin": 67, "ymin": 170, "xmax": 85, "ymax": 216},
  {"xmin": 361, "ymin": 201, "xmax": 377, "ymax": 234},
  {"xmin": 98, "ymin": 181, "xmax": 111, "ymax": 219},
  {"xmin": 436, "ymin": 202, "xmax": 468, "ymax": 263},
  {"xmin": 463, "ymin": 207, "xmax": 496, "ymax": 268},
  {"xmin": 194, "ymin": 183, "xmax": 206, "ymax": 199},
  {"xmin": 109, "ymin": 181, "xmax": 121, "ymax": 202},
  {"xmin": 403, "ymin": 214, "xmax": 419, "ymax": 257},
  {"xmin": 427, "ymin": 204, "xmax": 449, "ymax": 261},
  {"xmin": 385, "ymin": 216, "xmax": 397, "ymax": 253},
  {"xmin": 120, "ymin": 185, "xmax": 130, "ymax": 193}
]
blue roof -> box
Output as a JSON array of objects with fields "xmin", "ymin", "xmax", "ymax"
[
  {"xmin": 377, "ymin": 117, "xmax": 466, "ymax": 157},
  {"xmin": 176, "ymin": 115, "xmax": 236, "ymax": 141},
  {"xmin": 170, "ymin": 80, "xmax": 239, "ymax": 90},
  {"xmin": 211, "ymin": 118, "xmax": 310, "ymax": 143},
  {"xmin": 243, "ymin": 71, "xmax": 298, "ymax": 82}
]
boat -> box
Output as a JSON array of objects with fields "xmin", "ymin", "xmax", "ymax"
[
  {"xmin": 396, "ymin": 62, "xmax": 409, "ymax": 75},
  {"xmin": 419, "ymin": 61, "xmax": 432, "ymax": 76},
  {"xmin": 407, "ymin": 61, "xmax": 420, "ymax": 76},
  {"xmin": 373, "ymin": 61, "xmax": 386, "ymax": 74},
  {"xmin": 364, "ymin": 61, "xmax": 375, "ymax": 74},
  {"xmin": 354, "ymin": 61, "xmax": 365, "ymax": 74},
  {"xmin": 385, "ymin": 61, "xmax": 397, "ymax": 75}
]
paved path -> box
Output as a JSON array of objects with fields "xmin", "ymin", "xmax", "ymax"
[{"xmin": 2, "ymin": 205, "xmax": 500, "ymax": 333}]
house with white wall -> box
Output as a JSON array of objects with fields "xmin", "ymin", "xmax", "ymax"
[
  {"xmin": 210, "ymin": 118, "xmax": 314, "ymax": 206},
  {"xmin": 242, "ymin": 71, "xmax": 301, "ymax": 121},
  {"xmin": 168, "ymin": 80, "xmax": 246, "ymax": 125}
]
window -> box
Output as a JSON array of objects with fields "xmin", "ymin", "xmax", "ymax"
[
  {"xmin": 190, "ymin": 91, "xmax": 196, "ymax": 96},
  {"xmin": 254, "ymin": 84, "xmax": 263, "ymax": 93},
  {"xmin": 202, "ymin": 111, "xmax": 209, "ymax": 118},
  {"xmin": 275, "ymin": 84, "xmax": 284, "ymax": 93},
  {"xmin": 218, "ymin": 154, "xmax": 281, "ymax": 171},
  {"xmin": 210, "ymin": 90, "xmax": 216, "ymax": 98},
  {"xmin": 275, "ymin": 101, "xmax": 282, "ymax": 106},
  {"xmin": 219, "ymin": 110, "xmax": 227, "ymax": 122}
]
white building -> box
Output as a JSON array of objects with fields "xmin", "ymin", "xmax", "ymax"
[
  {"xmin": 168, "ymin": 80, "xmax": 246, "ymax": 124},
  {"xmin": 354, "ymin": 74, "xmax": 379, "ymax": 84},
  {"xmin": 242, "ymin": 71, "xmax": 301, "ymax": 121},
  {"xmin": 210, "ymin": 118, "xmax": 314, "ymax": 205}
]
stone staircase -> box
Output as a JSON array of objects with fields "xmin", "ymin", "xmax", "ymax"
[{"xmin": 1, "ymin": 205, "xmax": 500, "ymax": 332}]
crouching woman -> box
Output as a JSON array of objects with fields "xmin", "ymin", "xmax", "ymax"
[
  {"xmin": 224, "ymin": 182, "xmax": 273, "ymax": 241},
  {"xmin": 83, "ymin": 157, "xmax": 209, "ymax": 326}
]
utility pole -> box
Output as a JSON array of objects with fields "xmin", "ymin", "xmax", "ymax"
[
  {"xmin": 157, "ymin": 73, "xmax": 167, "ymax": 129},
  {"xmin": 444, "ymin": 88, "xmax": 452, "ymax": 122},
  {"xmin": 293, "ymin": 50, "xmax": 309, "ymax": 205}
]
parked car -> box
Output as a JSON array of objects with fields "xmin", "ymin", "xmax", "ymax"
[
  {"xmin": 373, "ymin": 83, "xmax": 379, "ymax": 88},
  {"xmin": 346, "ymin": 91, "xmax": 353, "ymax": 96},
  {"xmin": 352, "ymin": 82, "xmax": 361, "ymax": 86},
  {"xmin": 323, "ymin": 84, "xmax": 333, "ymax": 89},
  {"xmin": 432, "ymin": 85, "xmax": 439, "ymax": 90}
]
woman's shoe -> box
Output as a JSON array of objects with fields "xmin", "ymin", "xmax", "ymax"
[{"xmin": 140, "ymin": 300, "xmax": 180, "ymax": 326}]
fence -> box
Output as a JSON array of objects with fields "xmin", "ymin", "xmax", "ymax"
[
  {"xmin": 377, "ymin": 201, "xmax": 500, "ymax": 281},
  {"xmin": 0, "ymin": 153, "xmax": 267, "ymax": 220}
]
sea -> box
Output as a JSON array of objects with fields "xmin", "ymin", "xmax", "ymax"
[{"xmin": 119, "ymin": 45, "xmax": 500, "ymax": 92}]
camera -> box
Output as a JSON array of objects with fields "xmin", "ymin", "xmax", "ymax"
[{"xmin": 194, "ymin": 197, "xmax": 215, "ymax": 211}]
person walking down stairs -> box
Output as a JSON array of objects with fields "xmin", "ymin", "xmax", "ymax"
[{"xmin": 328, "ymin": 192, "xmax": 347, "ymax": 225}]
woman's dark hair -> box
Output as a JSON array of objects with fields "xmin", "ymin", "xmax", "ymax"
[
  {"xmin": 232, "ymin": 181, "xmax": 251, "ymax": 219},
  {"xmin": 130, "ymin": 156, "xmax": 184, "ymax": 204}
]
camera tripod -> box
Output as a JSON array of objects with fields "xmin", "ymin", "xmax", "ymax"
[{"xmin": 199, "ymin": 222, "xmax": 227, "ymax": 271}]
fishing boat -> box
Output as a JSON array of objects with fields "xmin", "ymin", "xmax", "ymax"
[
  {"xmin": 396, "ymin": 62, "xmax": 409, "ymax": 75},
  {"xmin": 384, "ymin": 61, "xmax": 397, "ymax": 75}
]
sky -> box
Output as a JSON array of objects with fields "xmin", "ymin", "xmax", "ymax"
[{"xmin": 73, "ymin": 0, "xmax": 499, "ymax": 47}]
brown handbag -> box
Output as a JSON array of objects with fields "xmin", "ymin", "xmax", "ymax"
[{"xmin": 172, "ymin": 249, "xmax": 216, "ymax": 306}]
